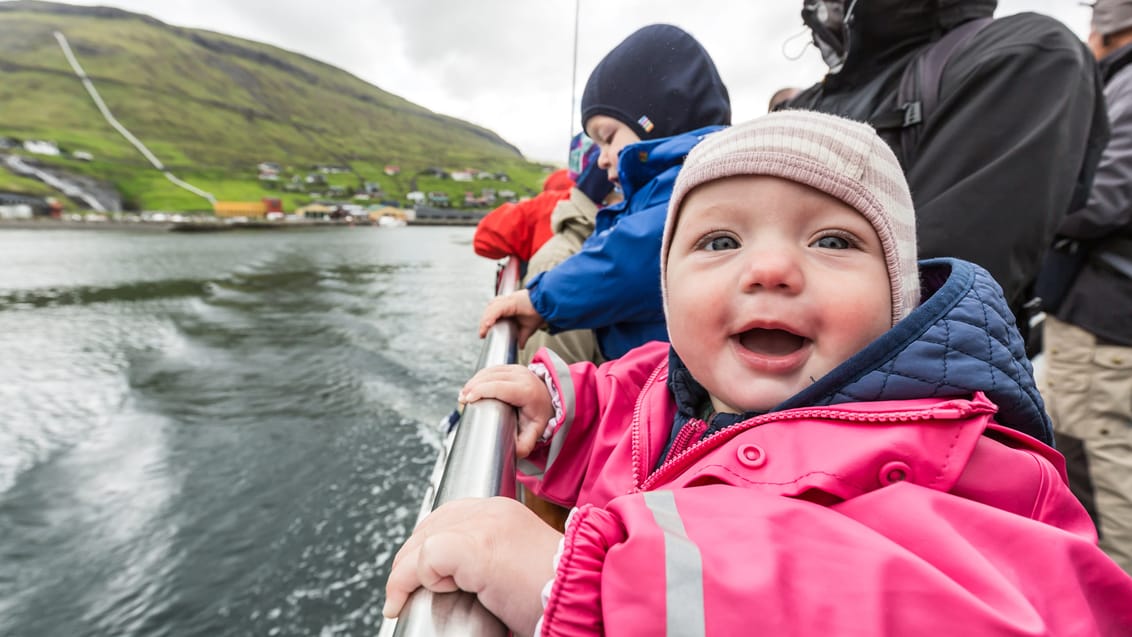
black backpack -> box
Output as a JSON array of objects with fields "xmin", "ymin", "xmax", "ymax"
[
  {"xmin": 868, "ymin": 17, "xmax": 1069, "ymax": 351},
  {"xmin": 870, "ymin": 17, "xmax": 993, "ymax": 167}
]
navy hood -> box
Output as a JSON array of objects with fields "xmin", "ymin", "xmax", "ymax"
[{"xmin": 581, "ymin": 24, "xmax": 731, "ymax": 140}]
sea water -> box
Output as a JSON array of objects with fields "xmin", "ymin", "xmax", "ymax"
[{"xmin": 0, "ymin": 225, "xmax": 497, "ymax": 636}]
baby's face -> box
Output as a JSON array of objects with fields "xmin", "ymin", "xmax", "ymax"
[
  {"xmin": 585, "ymin": 115, "xmax": 642, "ymax": 187},
  {"xmin": 665, "ymin": 175, "xmax": 892, "ymax": 414}
]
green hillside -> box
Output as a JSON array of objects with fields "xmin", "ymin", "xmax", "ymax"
[{"xmin": 0, "ymin": 1, "xmax": 550, "ymax": 212}]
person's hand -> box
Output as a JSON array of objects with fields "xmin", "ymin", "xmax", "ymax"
[
  {"xmin": 460, "ymin": 364, "xmax": 555, "ymax": 457},
  {"xmin": 383, "ymin": 497, "xmax": 562, "ymax": 637},
  {"xmin": 479, "ymin": 289, "xmax": 545, "ymax": 348}
]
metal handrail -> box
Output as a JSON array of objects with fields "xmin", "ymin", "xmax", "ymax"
[{"xmin": 386, "ymin": 257, "xmax": 521, "ymax": 637}]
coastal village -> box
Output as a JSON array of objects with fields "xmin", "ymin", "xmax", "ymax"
[{"xmin": 1, "ymin": 134, "xmax": 540, "ymax": 228}]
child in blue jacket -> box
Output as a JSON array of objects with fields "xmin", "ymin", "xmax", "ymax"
[{"xmin": 477, "ymin": 23, "xmax": 730, "ymax": 360}]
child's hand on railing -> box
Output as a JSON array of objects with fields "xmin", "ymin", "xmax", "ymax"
[
  {"xmin": 383, "ymin": 497, "xmax": 561, "ymax": 637},
  {"xmin": 478, "ymin": 290, "xmax": 546, "ymax": 349},
  {"xmin": 460, "ymin": 364, "xmax": 554, "ymax": 458}
]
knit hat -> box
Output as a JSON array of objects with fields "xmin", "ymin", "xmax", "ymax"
[
  {"xmin": 581, "ymin": 24, "xmax": 731, "ymax": 140},
  {"xmin": 662, "ymin": 111, "xmax": 920, "ymax": 326},
  {"xmin": 1092, "ymin": 0, "xmax": 1132, "ymax": 36},
  {"xmin": 566, "ymin": 132, "xmax": 598, "ymax": 181}
]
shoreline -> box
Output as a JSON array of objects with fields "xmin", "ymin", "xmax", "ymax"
[
  {"xmin": 0, "ymin": 218, "xmax": 480, "ymax": 232},
  {"xmin": 0, "ymin": 218, "xmax": 174, "ymax": 231}
]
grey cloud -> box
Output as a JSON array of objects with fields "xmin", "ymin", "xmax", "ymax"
[
  {"xmin": 29, "ymin": 0, "xmax": 1091, "ymax": 161},
  {"xmin": 383, "ymin": 1, "xmax": 574, "ymax": 97}
]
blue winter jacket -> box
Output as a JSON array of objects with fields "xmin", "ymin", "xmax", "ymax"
[
  {"xmin": 666, "ymin": 258, "xmax": 1054, "ymax": 452},
  {"xmin": 525, "ymin": 126, "xmax": 726, "ymax": 360}
]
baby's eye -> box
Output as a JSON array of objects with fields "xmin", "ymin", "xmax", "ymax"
[
  {"xmin": 811, "ymin": 234, "xmax": 852, "ymax": 250},
  {"xmin": 701, "ymin": 235, "xmax": 739, "ymax": 251}
]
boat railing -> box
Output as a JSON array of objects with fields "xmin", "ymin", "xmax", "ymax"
[{"xmin": 383, "ymin": 257, "xmax": 520, "ymax": 637}]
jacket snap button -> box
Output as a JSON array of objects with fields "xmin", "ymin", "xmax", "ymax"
[
  {"xmin": 879, "ymin": 461, "xmax": 911, "ymax": 486},
  {"xmin": 737, "ymin": 444, "xmax": 767, "ymax": 468}
]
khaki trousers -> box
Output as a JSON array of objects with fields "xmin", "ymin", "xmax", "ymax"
[{"xmin": 1039, "ymin": 316, "xmax": 1132, "ymax": 574}]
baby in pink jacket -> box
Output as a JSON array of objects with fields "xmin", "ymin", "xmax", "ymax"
[{"xmin": 385, "ymin": 111, "xmax": 1132, "ymax": 635}]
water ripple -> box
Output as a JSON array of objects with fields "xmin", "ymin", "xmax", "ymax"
[{"xmin": 0, "ymin": 227, "xmax": 498, "ymax": 636}]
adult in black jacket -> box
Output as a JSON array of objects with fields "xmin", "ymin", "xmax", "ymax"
[
  {"xmin": 784, "ymin": 0, "xmax": 1108, "ymax": 338},
  {"xmin": 1039, "ymin": 0, "xmax": 1132, "ymax": 576}
]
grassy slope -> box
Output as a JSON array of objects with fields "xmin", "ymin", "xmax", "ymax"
[{"xmin": 0, "ymin": 2, "xmax": 550, "ymax": 211}]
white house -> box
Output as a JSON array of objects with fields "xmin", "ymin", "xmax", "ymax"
[
  {"xmin": 23, "ymin": 140, "xmax": 60, "ymax": 156},
  {"xmin": 0, "ymin": 204, "xmax": 33, "ymax": 219}
]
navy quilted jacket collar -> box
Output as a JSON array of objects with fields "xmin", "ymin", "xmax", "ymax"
[{"xmin": 668, "ymin": 258, "xmax": 1052, "ymax": 445}]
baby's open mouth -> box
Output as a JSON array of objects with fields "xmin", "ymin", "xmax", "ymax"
[{"xmin": 739, "ymin": 328, "xmax": 808, "ymax": 356}]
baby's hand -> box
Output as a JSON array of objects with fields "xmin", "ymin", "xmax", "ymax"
[
  {"xmin": 459, "ymin": 365, "xmax": 555, "ymax": 458},
  {"xmin": 383, "ymin": 497, "xmax": 561, "ymax": 637}
]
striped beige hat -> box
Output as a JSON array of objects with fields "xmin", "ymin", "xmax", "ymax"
[{"xmin": 662, "ymin": 110, "xmax": 920, "ymax": 325}]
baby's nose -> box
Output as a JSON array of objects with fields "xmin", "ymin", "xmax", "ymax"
[{"xmin": 741, "ymin": 249, "xmax": 803, "ymax": 292}]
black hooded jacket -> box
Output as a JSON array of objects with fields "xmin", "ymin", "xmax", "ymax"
[
  {"xmin": 786, "ymin": 0, "xmax": 1109, "ymax": 330},
  {"xmin": 1053, "ymin": 42, "xmax": 1132, "ymax": 345}
]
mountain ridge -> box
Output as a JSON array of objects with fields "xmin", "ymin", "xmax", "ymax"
[{"xmin": 0, "ymin": 0, "xmax": 546, "ymax": 211}]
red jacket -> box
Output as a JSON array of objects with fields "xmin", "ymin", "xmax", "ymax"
[{"xmin": 473, "ymin": 169, "xmax": 573, "ymax": 261}]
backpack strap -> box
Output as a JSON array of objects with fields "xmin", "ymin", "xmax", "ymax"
[
  {"xmin": 1092, "ymin": 237, "xmax": 1132, "ymax": 280},
  {"xmin": 872, "ymin": 17, "xmax": 993, "ymax": 166}
]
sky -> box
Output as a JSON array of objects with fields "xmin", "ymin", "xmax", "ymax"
[{"xmin": 15, "ymin": 0, "xmax": 1093, "ymax": 164}]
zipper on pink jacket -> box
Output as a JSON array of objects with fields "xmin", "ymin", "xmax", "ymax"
[
  {"xmin": 666, "ymin": 419, "xmax": 708, "ymax": 461},
  {"xmin": 639, "ymin": 400, "xmax": 992, "ymax": 491}
]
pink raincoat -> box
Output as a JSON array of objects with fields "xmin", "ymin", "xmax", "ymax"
[{"xmin": 520, "ymin": 259, "xmax": 1132, "ymax": 635}]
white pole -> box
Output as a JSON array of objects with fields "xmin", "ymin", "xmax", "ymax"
[{"xmin": 569, "ymin": 0, "xmax": 581, "ymax": 140}]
